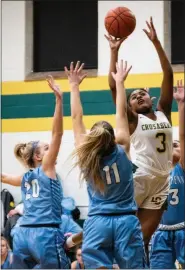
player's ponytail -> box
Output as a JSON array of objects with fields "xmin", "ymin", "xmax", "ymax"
[
  {"xmin": 14, "ymin": 141, "xmax": 39, "ymax": 169},
  {"xmin": 72, "ymin": 121, "xmax": 116, "ymax": 193}
]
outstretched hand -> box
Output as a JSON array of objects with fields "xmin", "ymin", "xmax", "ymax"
[
  {"xmin": 143, "ymin": 17, "xmax": 158, "ymax": 42},
  {"xmin": 47, "ymin": 75, "xmax": 62, "ymax": 99},
  {"xmin": 104, "ymin": 34, "xmax": 126, "ymax": 51},
  {"xmin": 174, "ymin": 79, "xmax": 184, "ymax": 103},
  {"xmin": 111, "ymin": 60, "xmax": 132, "ymax": 83},
  {"xmin": 64, "ymin": 61, "xmax": 87, "ymax": 86}
]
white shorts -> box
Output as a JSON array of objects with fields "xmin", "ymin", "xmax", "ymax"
[{"xmin": 133, "ymin": 167, "xmax": 169, "ymax": 209}]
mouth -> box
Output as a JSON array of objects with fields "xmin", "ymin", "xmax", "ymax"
[{"xmin": 137, "ymin": 99, "xmax": 144, "ymax": 105}]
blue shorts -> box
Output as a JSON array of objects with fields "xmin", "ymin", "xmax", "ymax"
[
  {"xmin": 150, "ymin": 229, "xmax": 185, "ymax": 269},
  {"xmin": 12, "ymin": 226, "xmax": 69, "ymax": 269},
  {"xmin": 82, "ymin": 214, "xmax": 147, "ymax": 269}
]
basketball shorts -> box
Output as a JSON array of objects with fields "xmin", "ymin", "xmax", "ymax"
[
  {"xmin": 133, "ymin": 167, "xmax": 169, "ymax": 209},
  {"xmin": 12, "ymin": 226, "xmax": 69, "ymax": 269},
  {"xmin": 150, "ymin": 229, "xmax": 185, "ymax": 269},
  {"xmin": 82, "ymin": 214, "xmax": 147, "ymax": 269}
]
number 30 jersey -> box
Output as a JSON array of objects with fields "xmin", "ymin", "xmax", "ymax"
[
  {"xmin": 20, "ymin": 166, "xmax": 62, "ymax": 226},
  {"xmin": 131, "ymin": 111, "xmax": 173, "ymax": 176},
  {"xmin": 159, "ymin": 163, "xmax": 185, "ymax": 229},
  {"xmin": 87, "ymin": 145, "xmax": 137, "ymax": 216}
]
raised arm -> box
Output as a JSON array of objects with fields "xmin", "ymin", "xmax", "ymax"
[
  {"xmin": 65, "ymin": 62, "xmax": 87, "ymax": 147},
  {"xmin": 111, "ymin": 60, "xmax": 132, "ymax": 156},
  {"xmin": 173, "ymin": 79, "xmax": 184, "ymax": 169},
  {"xmin": 143, "ymin": 17, "xmax": 173, "ymax": 122},
  {"xmin": 1, "ymin": 173, "xmax": 22, "ymax": 186},
  {"xmin": 42, "ymin": 76, "xmax": 63, "ymax": 178},
  {"xmin": 105, "ymin": 34, "xmax": 125, "ymax": 104}
]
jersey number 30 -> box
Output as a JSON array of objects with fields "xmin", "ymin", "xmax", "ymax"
[
  {"xmin": 103, "ymin": 163, "xmax": 120, "ymax": 185},
  {"xmin": 25, "ymin": 179, "xmax": 40, "ymax": 200},
  {"xmin": 156, "ymin": 133, "xmax": 166, "ymax": 153}
]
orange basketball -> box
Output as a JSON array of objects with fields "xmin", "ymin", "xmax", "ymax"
[{"xmin": 104, "ymin": 7, "xmax": 136, "ymax": 38}]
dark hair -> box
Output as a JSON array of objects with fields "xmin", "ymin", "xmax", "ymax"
[{"xmin": 127, "ymin": 88, "xmax": 150, "ymax": 104}]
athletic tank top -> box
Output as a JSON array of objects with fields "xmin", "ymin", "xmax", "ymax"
[
  {"xmin": 159, "ymin": 163, "xmax": 185, "ymax": 230},
  {"xmin": 87, "ymin": 145, "xmax": 137, "ymax": 216},
  {"xmin": 20, "ymin": 166, "xmax": 62, "ymax": 225},
  {"xmin": 131, "ymin": 111, "xmax": 172, "ymax": 176}
]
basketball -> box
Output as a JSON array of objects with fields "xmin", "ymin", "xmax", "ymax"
[{"xmin": 104, "ymin": 7, "xmax": 136, "ymax": 39}]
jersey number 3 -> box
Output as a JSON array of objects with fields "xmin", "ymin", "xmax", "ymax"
[
  {"xmin": 169, "ymin": 188, "xmax": 179, "ymax": 205},
  {"xmin": 103, "ymin": 163, "xmax": 120, "ymax": 185},
  {"xmin": 25, "ymin": 179, "xmax": 40, "ymax": 200},
  {"xmin": 156, "ymin": 133, "xmax": 166, "ymax": 153}
]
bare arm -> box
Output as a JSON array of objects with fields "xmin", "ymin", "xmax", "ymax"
[
  {"xmin": 65, "ymin": 62, "xmax": 87, "ymax": 147},
  {"xmin": 1, "ymin": 173, "xmax": 22, "ymax": 186},
  {"xmin": 111, "ymin": 60, "xmax": 132, "ymax": 156},
  {"xmin": 143, "ymin": 17, "xmax": 173, "ymax": 121},
  {"xmin": 42, "ymin": 76, "xmax": 63, "ymax": 178},
  {"xmin": 71, "ymin": 261, "xmax": 77, "ymax": 269},
  {"xmin": 174, "ymin": 80, "xmax": 184, "ymax": 169},
  {"xmin": 105, "ymin": 35, "xmax": 137, "ymax": 125},
  {"xmin": 105, "ymin": 34, "xmax": 125, "ymax": 104}
]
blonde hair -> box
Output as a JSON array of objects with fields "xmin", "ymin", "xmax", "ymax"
[
  {"xmin": 1, "ymin": 236, "xmax": 11, "ymax": 251},
  {"xmin": 14, "ymin": 141, "xmax": 40, "ymax": 168},
  {"xmin": 72, "ymin": 121, "xmax": 115, "ymax": 193}
]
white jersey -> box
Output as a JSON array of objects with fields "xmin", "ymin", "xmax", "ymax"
[{"xmin": 131, "ymin": 111, "xmax": 173, "ymax": 176}]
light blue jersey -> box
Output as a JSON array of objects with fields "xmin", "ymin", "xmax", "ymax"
[
  {"xmin": 87, "ymin": 145, "xmax": 137, "ymax": 216},
  {"xmin": 160, "ymin": 163, "xmax": 185, "ymax": 230},
  {"xmin": 150, "ymin": 163, "xmax": 185, "ymax": 269},
  {"xmin": 82, "ymin": 145, "xmax": 146, "ymax": 269},
  {"xmin": 60, "ymin": 214, "xmax": 82, "ymax": 235},
  {"xmin": 20, "ymin": 166, "xmax": 62, "ymax": 225},
  {"xmin": 12, "ymin": 167, "xmax": 69, "ymax": 269}
]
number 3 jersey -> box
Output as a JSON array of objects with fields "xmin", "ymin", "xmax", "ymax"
[
  {"xmin": 87, "ymin": 145, "xmax": 137, "ymax": 216},
  {"xmin": 131, "ymin": 111, "xmax": 173, "ymax": 176},
  {"xmin": 19, "ymin": 166, "xmax": 62, "ymax": 225},
  {"xmin": 159, "ymin": 163, "xmax": 185, "ymax": 229}
]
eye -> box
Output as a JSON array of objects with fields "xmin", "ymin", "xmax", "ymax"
[{"xmin": 131, "ymin": 95, "xmax": 136, "ymax": 100}]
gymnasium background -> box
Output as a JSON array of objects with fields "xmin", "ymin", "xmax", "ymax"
[{"xmin": 2, "ymin": 1, "xmax": 184, "ymax": 219}]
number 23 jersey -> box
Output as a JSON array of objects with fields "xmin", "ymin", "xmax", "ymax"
[
  {"xmin": 131, "ymin": 111, "xmax": 173, "ymax": 176},
  {"xmin": 160, "ymin": 163, "xmax": 185, "ymax": 229},
  {"xmin": 19, "ymin": 166, "xmax": 62, "ymax": 226}
]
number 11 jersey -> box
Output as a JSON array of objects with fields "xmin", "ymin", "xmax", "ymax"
[
  {"xmin": 87, "ymin": 145, "xmax": 137, "ymax": 216},
  {"xmin": 131, "ymin": 111, "xmax": 173, "ymax": 176}
]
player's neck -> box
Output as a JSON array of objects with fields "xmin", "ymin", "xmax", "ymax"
[{"xmin": 142, "ymin": 110, "xmax": 156, "ymax": 120}]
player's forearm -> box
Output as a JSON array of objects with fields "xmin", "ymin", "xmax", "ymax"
[
  {"xmin": 1, "ymin": 173, "xmax": 21, "ymax": 186},
  {"xmin": 70, "ymin": 83, "xmax": 83, "ymax": 120},
  {"xmin": 109, "ymin": 50, "xmax": 118, "ymax": 95},
  {"xmin": 178, "ymin": 101, "xmax": 185, "ymax": 139},
  {"xmin": 153, "ymin": 39, "xmax": 173, "ymax": 74},
  {"xmin": 52, "ymin": 97, "xmax": 63, "ymax": 137},
  {"xmin": 116, "ymin": 81, "xmax": 127, "ymax": 118}
]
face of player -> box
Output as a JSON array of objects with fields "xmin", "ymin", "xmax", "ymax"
[
  {"xmin": 129, "ymin": 89, "xmax": 153, "ymax": 114},
  {"xmin": 34, "ymin": 142, "xmax": 57, "ymax": 165},
  {"xmin": 76, "ymin": 248, "xmax": 83, "ymax": 264},
  {"xmin": 172, "ymin": 140, "xmax": 180, "ymax": 164},
  {"xmin": 1, "ymin": 240, "xmax": 8, "ymax": 256}
]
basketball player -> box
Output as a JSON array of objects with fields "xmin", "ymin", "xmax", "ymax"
[
  {"xmin": 1, "ymin": 76, "xmax": 69, "ymax": 269},
  {"xmin": 106, "ymin": 16, "xmax": 173, "ymax": 258},
  {"xmin": 65, "ymin": 60, "xmax": 146, "ymax": 269},
  {"xmin": 150, "ymin": 80, "xmax": 185, "ymax": 269}
]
